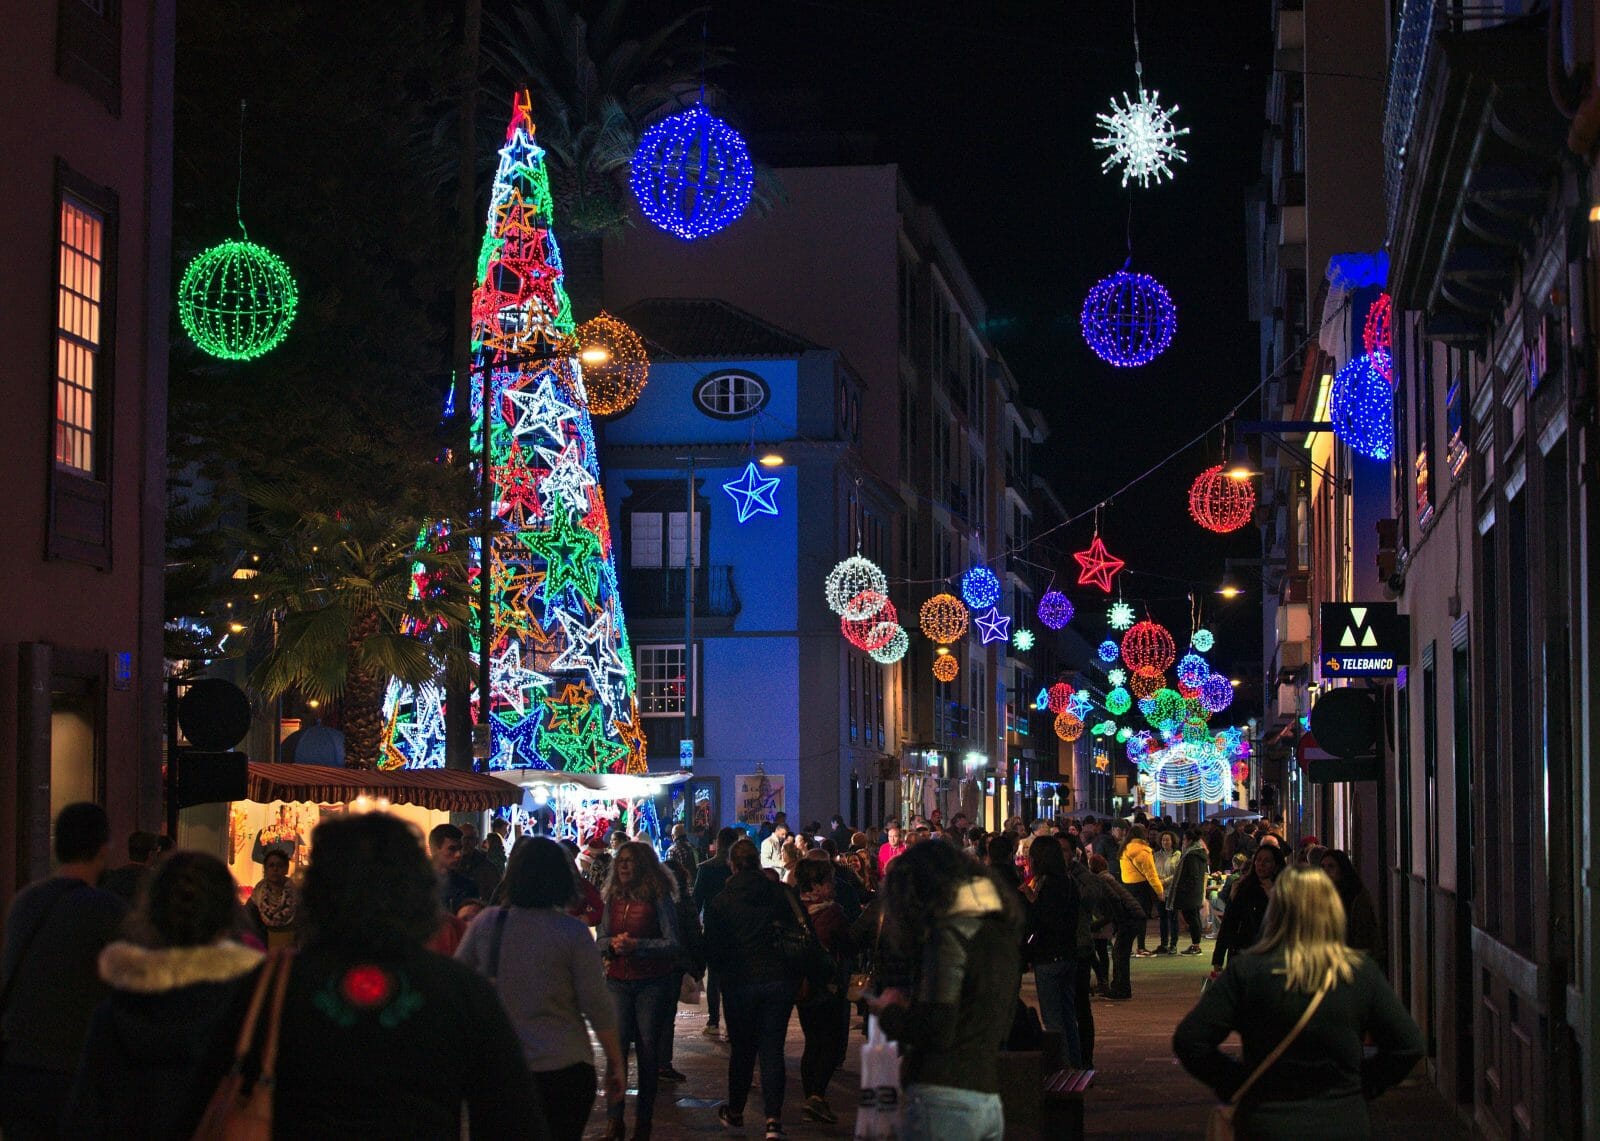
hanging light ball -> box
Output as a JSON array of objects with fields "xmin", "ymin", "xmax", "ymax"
[
  {"xmin": 1187, "ymin": 465, "xmax": 1257, "ymax": 534},
  {"xmin": 1080, "ymin": 269, "xmax": 1177, "ymax": 368},
  {"xmin": 1012, "ymin": 628, "xmax": 1035, "ymax": 652},
  {"xmin": 1105, "ymin": 687, "xmax": 1132, "ymax": 715},
  {"xmin": 1121, "ymin": 619, "xmax": 1176, "ymax": 678},
  {"xmin": 1148, "ymin": 688, "xmax": 1188, "ymax": 729},
  {"xmin": 570, "ymin": 312, "xmax": 649, "ymax": 416},
  {"xmin": 869, "ymin": 626, "xmax": 910, "ymax": 665},
  {"xmin": 177, "ymin": 238, "xmax": 299, "ymax": 361},
  {"xmin": 1097, "ymin": 639, "xmax": 1121, "ymax": 664},
  {"xmin": 842, "ymin": 593, "xmax": 899, "ymax": 652},
  {"xmin": 932, "ymin": 654, "xmax": 960, "ymax": 683},
  {"xmin": 1054, "ymin": 711, "xmax": 1085, "ymax": 742},
  {"xmin": 1177, "ymin": 679, "xmax": 1202, "ymax": 700},
  {"xmin": 1200, "ymin": 673, "xmax": 1234, "ymax": 713},
  {"xmin": 1106, "ymin": 667, "xmax": 1128, "ymax": 687},
  {"xmin": 1116, "ymin": 726, "xmax": 1133, "ymax": 743},
  {"xmin": 630, "ymin": 104, "xmax": 755, "ymax": 241},
  {"xmin": 1330, "ymin": 353, "xmax": 1394, "ymax": 460},
  {"xmin": 1047, "ymin": 681, "xmax": 1075, "ymax": 715},
  {"xmin": 1177, "ymin": 652, "xmax": 1211, "ymax": 689},
  {"xmin": 1363, "ymin": 293, "xmax": 1393, "ymax": 379},
  {"xmin": 1038, "ymin": 591, "xmax": 1074, "ymax": 630},
  {"xmin": 1107, "ymin": 601, "xmax": 1137, "ymax": 631},
  {"xmin": 1129, "ymin": 670, "xmax": 1165, "ymax": 699},
  {"xmin": 960, "ymin": 566, "xmax": 1002, "ymax": 610},
  {"xmin": 919, "ymin": 594, "xmax": 970, "ymax": 644},
  {"xmin": 1190, "ymin": 627, "xmax": 1215, "ymax": 652},
  {"xmin": 825, "ymin": 557, "xmax": 888, "ymax": 619}
]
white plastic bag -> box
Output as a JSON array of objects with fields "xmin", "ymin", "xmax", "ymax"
[{"xmin": 854, "ymin": 1014, "xmax": 902, "ymax": 1139}]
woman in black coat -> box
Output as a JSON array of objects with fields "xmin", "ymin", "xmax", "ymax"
[
  {"xmin": 1174, "ymin": 866, "xmax": 1423, "ymax": 1139},
  {"xmin": 1167, "ymin": 828, "xmax": 1210, "ymax": 955},
  {"xmin": 1210, "ymin": 844, "xmax": 1286, "ymax": 973},
  {"xmin": 62, "ymin": 853, "xmax": 263, "ymax": 1140}
]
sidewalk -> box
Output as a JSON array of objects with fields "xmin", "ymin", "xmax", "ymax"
[{"xmin": 598, "ymin": 942, "xmax": 1471, "ymax": 1139}]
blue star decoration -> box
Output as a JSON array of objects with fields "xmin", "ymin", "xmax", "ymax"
[
  {"xmin": 722, "ymin": 462, "xmax": 781, "ymax": 523},
  {"xmin": 974, "ymin": 608, "xmax": 1012, "ymax": 645}
]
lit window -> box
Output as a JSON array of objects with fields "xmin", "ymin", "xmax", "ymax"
[
  {"xmin": 56, "ymin": 197, "xmax": 104, "ymax": 476},
  {"xmin": 636, "ymin": 645, "xmax": 693, "ymax": 716},
  {"xmin": 694, "ymin": 372, "xmax": 768, "ymax": 419},
  {"xmin": 630, "ymin": 512, "xmax": 663, "ymax": 568}
]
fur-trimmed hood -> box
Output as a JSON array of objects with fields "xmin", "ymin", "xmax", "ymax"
[{"xmin": 99, "ymin": 939, "xmax": 263, "ymax": 993}]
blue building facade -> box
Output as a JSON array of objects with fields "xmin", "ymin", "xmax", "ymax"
[{"xmin": 598, "ymin": 299, "xmax": 900, "ymax": 833}]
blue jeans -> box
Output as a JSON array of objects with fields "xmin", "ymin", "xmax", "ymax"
[
  {"xmin": 1033, "ymin": 958, "xmax": 1083, "ymax": 1067},
  {"xmin": 903, "ymin": 1083, "xmax": 1004, "ymax": 1141},
  {"xmin": 723, "ymin": 978, "xmax": 795, "ymax": 1119},
  {"xmin": 607, "ymin": 974, "xmax": 675, "ymax": 1131}
]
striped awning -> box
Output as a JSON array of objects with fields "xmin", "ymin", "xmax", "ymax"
[{"xmin": 244, "ymin": 763, "xmax": 523, "ymax": 813}]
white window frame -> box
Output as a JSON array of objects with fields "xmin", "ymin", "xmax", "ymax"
[{"xmin": 635, "ymin": 644, "xmax": 699, "ymax": 717}]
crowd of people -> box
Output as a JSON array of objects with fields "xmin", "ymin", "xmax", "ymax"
[{"xmin": 0, "ymin": 802, "xmax": 1418, "ymax": 1140}]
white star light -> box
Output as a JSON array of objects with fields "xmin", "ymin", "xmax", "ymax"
[
  {"xmin": 490, "ymin": 643, "xmax": 553, "ymax": 716},
  {"xmin": 1093, "ymin": 86, "xmax": 1189, "ymax": 188},
  {"xmin": 505, "ymin": 375, "xmax": 578, "ymax": 444},
  {"xmin": 534, "ymin": 439, "xmax": 597, "ymax": 515},
  {"xmin": 548, "ymin": 610, "xmax": 630, "ymax": 695}
]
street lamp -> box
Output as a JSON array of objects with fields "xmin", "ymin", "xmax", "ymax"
[{"xmin": 471, "ymin": 338, "xmax": 610, "ymax": 760}]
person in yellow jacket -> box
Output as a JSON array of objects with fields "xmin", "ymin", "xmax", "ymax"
[{"xmin": 1118, "ymin": 824, "xmax": 1165, "ymax": 955}]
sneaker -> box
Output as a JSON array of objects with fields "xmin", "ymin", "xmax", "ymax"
[
  {"xmin": 717, "ymin": 1105, "xmax": 743, "ymax": 1129},
  {"xmin": 1153, "ymin": 946, "xmax": 1172, "ymax": 955},
  {"xmin": 802, "ymin": 1096, "xmax": 838, "ymax": 1125},
  {"xmin": 1134, "ymin": 949, "xmax": 1155, "ymax": 958},
  {"xmin": 719, "ymin": 1028, "xmax": 730, "ymax": 1042},
  {"xmin": 1182, "ymin": 944, "xmax": 1204, "ymax": 955},
  {"xmin": 765, "ymin": 1119, "xmax": 786, "ymax": 1140},
  {"xmin": 657, "ymin": 1067, "xmax": 686, "ymax": 1083},
  {"xmin": 701, "ymin": 1023, "xmax": 721, "ymax": 1037}
]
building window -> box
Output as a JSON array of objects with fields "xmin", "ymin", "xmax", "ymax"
[
  {"xmin": 55, "ymin": 196, "xmax": 106, "ymax": 477},
  {"xmin": 636, "ymin": 645, "xmax": 694, "ymax": 716},
  {"xmin": 626, "ymin": 509, "xmax": 700, "ymax": 568},
  {"xmin": 56, "ymin": 0, "xmax": 122, "ymax": 114},
  {"xmin": 694, "ymin": 371, "xmax": 768, "ymax": 419}
]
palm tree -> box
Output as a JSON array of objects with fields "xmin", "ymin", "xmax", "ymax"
[{"xmin": 228, "ymin": 499, "xmax": 475, "ymax": 769}]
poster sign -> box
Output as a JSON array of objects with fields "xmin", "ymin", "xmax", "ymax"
[
  {"xmin": 734, "ymin": 772, "xmax": 784, "ymax": 826},
  {"xmin": 1319, "ymin": 603, "xmax": 1409, "ymax": 677}
]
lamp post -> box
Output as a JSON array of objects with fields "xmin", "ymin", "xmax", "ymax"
[
  {"xmin": 674, "ymin": 456, "xmax": 698, "ymax": 765},
  {"xmin": 470, "ymin": 339, "xmax": 610, "ymax": 764}
]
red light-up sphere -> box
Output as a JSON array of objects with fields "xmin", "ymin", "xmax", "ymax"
[
  {"xmin": 1188, "ymin": 465, "xmax": 1256, "ymax": 534},
  {"xmin": 1047, "ymin": 681, "xmax": 1075, "ymax": 714},
  {"xmin": 1121, "ymin": 620, "xmax": 1176, "ymax": 679},
  {"xmin": 1363, "ymin": 293, "xmax": 1392, "ymax": 380},
  {"xmin": 842, "ymin": 592, "xmax": 898, "ymax": 652}
]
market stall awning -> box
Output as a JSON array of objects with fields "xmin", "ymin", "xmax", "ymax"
[{"xmin": 245, "ymin": 763, "xmax": 523, "ymax": 813}]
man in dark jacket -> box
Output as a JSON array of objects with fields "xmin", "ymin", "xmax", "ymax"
[
  {"xmin": 703, "ymin": 839, "xmax": 802, "ymax": 1132},
  {"xmin": 694, "ymin": 826, "xmax": 741, "ymax": 1038},
  {"xmin": 0, "ymin": 803, "xmax": 128, "ymax": 1140},
  {"xmin": 1170, "ymin": 828, "xmax": 1210, "ymax": 954},
  {"xmin": 827, "ymin": 815, "xmax": 853, "ymax": 855}
]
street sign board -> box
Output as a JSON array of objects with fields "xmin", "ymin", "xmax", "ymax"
[{"xmin": 1319, "ymin": 603, "xmax": 1409, "ymax": 677}]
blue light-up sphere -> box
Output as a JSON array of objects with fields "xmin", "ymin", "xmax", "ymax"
[
  {"xmin": 1176, "ymin": 653, "xmax": 1210, "ymax": 689},
  {"xmin": 1080, "ymin": 269, "xmax": 1177, "ymax": 367},
  {"xmin": 1330, "ymin": 352, "xmax": 1394, "ymax": 459},
  {"xmin": 1190, "ymin": 627, "xmax": 1215, "ymax": 653},
  {"xmin": 630, "ymin": 105, "xmax": 755, "ymax": 241},
  {"xmin": 1200, "ymin": 674, "xmax": 1234, "ymax": 713},
  {"xmin": 1097, "ymin": 639, "xmax": 1120, "ymax": 663},
  {"xmin": 960, "ymin": 566, "xmax": 1002, "ymax": 610},
  {"xmin": 1038, "ymin": 590, "xmax": 1074, "ymax": 630}
]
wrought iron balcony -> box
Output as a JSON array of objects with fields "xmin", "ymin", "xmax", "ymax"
[{"xmin": 622, "ymin": 565, "xmax": 740, "ymax": 622}]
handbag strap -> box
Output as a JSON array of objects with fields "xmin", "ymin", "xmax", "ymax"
[
  {"xmin": 229, "ymin": 951, "xmax": 286, "ymax": 1066},
  {"xmin": 485, "ymin": 907, "xmax": 511, "ymax": 986},
  {"xmin": 257, "ymin": 951, "xmax": 294, "ymax": 1084},
  {"xmin": 0, "ymin": 880, "xmax": 86, "ymax": 1016},
  {"xmin": 1229, "ymin": 966, "xmax": 1337, "ymax": 1106}
]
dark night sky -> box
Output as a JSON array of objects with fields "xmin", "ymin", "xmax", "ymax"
[{"xmin": 710, "ymin": 1, "xmax": 1276, "ymax": 698}]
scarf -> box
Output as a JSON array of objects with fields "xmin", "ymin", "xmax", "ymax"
[{"xmin": 253, "ymin": 877, "xmax": 299, "ymax": 928}]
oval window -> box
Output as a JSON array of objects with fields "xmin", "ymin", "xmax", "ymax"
[{"xmin": 694, "ymin": 372, "xmax": 769, "ymax": 419}]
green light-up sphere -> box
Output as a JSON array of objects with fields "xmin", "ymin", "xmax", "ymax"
[{"xmin": 178, "ymin": 239, "xmax": 298, "ymax": 361}]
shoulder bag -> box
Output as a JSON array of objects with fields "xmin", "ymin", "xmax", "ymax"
[
  {"xmin": 192, "ymin": 949, "xmax": 294, "ymax": 1141},
  {"xmin": 777, "ymin": 891, "xmax": 837, "ymax": 1003},
  {"xmin": 1205, "ymin": 966, "xmax": 1337, "ymax": 1141}
]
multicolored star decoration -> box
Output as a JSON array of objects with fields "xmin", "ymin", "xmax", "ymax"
[
  {"xmin": 722, "ymin": 462, "xmax": 781, "ymax": 523},
  {"xmin": 382, "ymin": 93, "xmax": 647, "ymax": 775},
  {"xmin": 1074, "ymin": 535, "xmax": 1126, "ymax": 593}
]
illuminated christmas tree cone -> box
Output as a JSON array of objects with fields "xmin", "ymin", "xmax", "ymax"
[{"xmin": 383, "ymin": 93, "xmax": 646, "ymax": 775}]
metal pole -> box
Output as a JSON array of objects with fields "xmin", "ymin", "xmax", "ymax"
[
  {"xmin": 478, "ymin": 363, "xmax": 494, "ymax": 767},
  {"xmin": 684, "ymin": 457, "xmax": 696, "ymax": 762}
]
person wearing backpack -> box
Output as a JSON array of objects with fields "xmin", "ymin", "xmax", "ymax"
[{"xmin": 794, "ymin": 856, "xmax": 854, "ymax": 1125}]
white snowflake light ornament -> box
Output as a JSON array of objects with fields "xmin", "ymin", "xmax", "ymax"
[{"xmin": 1093, "ymin": 85, "xmax": 1189, "ymax": 188}]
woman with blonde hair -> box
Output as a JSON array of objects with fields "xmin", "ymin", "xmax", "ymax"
[{"xmin": 1172, "ymin": 866, "xmax": 1422, "ymax": 1139}]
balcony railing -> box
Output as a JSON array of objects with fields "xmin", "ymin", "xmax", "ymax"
[{"xmin": 622, "ymin": 565, "xmax": 740, "ymax": 621}]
